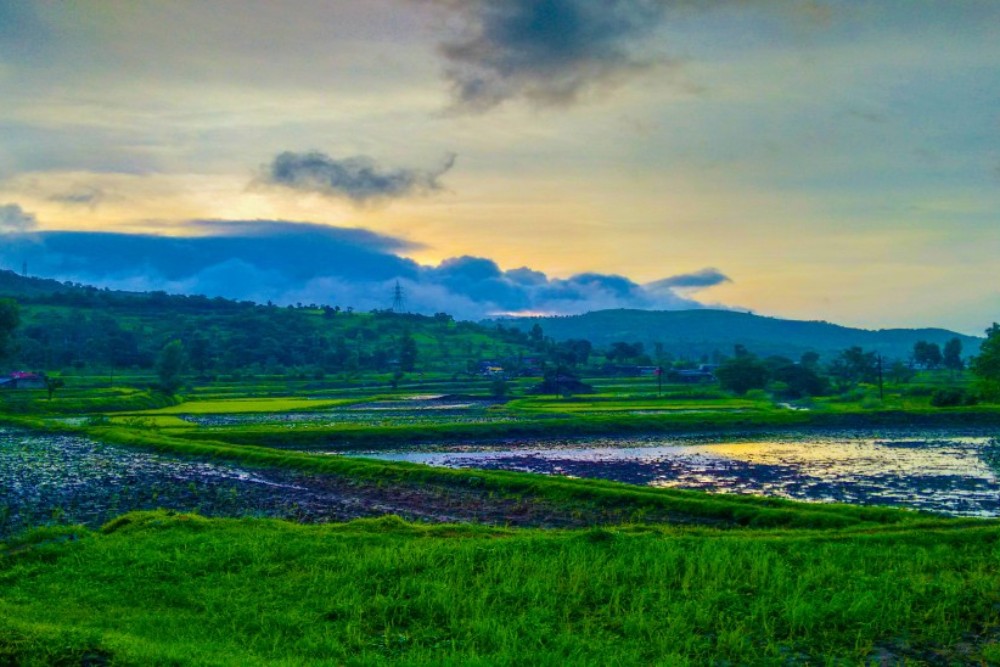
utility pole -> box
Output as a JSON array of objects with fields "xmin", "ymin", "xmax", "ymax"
[
  {"xmin": 655, "ymin": 366, "xmax": 663, "ymax": 397},
  {"xmin": 877, "ymin": 354, "xmax": 884, "ymax": 401}
]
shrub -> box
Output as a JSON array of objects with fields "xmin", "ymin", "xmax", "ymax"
[{"xmin": 930, "ymin": 388, "xmax": 978, "ymax": 407}]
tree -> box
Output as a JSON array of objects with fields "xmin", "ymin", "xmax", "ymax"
[
  {"xmin": 971, "ymin": 324, "xmax": 1000, "ymax": 401},
  {"xmin": 0, "ymin": 298, "xmax": 20, "ymax": 365},
  {"xmin": 606, "ymin": 341, "xmax": 644, "ymax": 364},
  {"xmin": 489, "ymin": 377, "xmax": 509, "ymax": 399},
  {"xmin": 770, "ymin": 362, "xmax": 828, "ymax": 398},
  {"xmin": 398, "ymin": 332, "xmax": 418, "ymax": 372},
  {"xmin": 913, "ymin": 341, "xmax": 942, "ymax": 369},
  {"xmin": 552, "ymin": 339, "xmax": 592, "ymax": 367},
  {"xmin": 715, "ymin": 355, "xmax": 769, "ymax": 395},
  {"xmin": 156, "ymin": 339, "xmax": 187, "ymax": 394},
  {"xmin": 943, "ymin": 338, "xmax": 964, "ymax": 372},
  {"xmin": 799, "ymin": 351, "xmax": 821, "ymax": 369},
  {"xmin": 44, "ymin": 375, "xmax": 65, "ymax": 400},
  {"xmin": 827, "ymin": 346, "xmax": 878, "ymax": 391},
  {"xmin": 887, "ymin": 360, "xmax": 916, "ymax": 385},
  {"xmin": 529, "ymin": 323, "xmax": 544, "ymax": 349},
  {"xmin": 187, "ymin": 334, "xmax": 214, "ymax": 375}
]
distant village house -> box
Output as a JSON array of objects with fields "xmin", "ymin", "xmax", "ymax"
[{"xmin": 0, "ymin": 371, "xmax": 48, "ymax": 390}]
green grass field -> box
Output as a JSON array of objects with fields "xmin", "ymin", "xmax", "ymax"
[{"xmin": 2, "ymin": 511, "xmax": 999, "ymax": 665}]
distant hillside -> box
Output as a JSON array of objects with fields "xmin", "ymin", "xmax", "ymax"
[
  {"xmin": 0, "ymin": 270, "xmax": 533, "ymax": 375},
  {"xmin": 492, "ymin": 309, "xmax": 982, "ymax": 361},
  {"xmin": 0, "ymin": 269, "xmax": 95, "ymax": 298}
]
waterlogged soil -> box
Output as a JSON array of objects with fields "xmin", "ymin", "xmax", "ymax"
[
  {"xmin": 362, "ymin": 430, "xmax": 1000, "ymax": 517},
  {"xmin": 0, "ymin": 427, "xmax": 629, "ymax": 539}
]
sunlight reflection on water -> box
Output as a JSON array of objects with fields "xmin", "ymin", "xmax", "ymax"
[{"xmin": 365, "ymin": 433, "xmax": 1000, "ymax": 517}]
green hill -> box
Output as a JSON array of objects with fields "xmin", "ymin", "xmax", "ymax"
[
  {"xmin": 492, "ymin": 309, "xmax": 982, "ymax": 361},
  {"xmin": 0, "ymin": 270, "xmax": 532, "ymax": 376}
]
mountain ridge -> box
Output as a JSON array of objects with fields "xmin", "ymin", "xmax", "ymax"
[{"xmin": 489, "ymin": 308, "xmax": 983, "ymax": 361}]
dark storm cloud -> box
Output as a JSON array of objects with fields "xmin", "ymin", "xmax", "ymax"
[
  {"xmin": 0, "ymin": 220, "xmax": 721, "ymax": 318},
  {"xmin": 424, "ymin": 256, "xmax": 531, "ymax": 311},
  {"xmin": 0, "ymin": 221, "xmax": 419, "ymax": 285},
  {"xmin": 648, "ymin": 268, "xmax": 731, "ymax": 290},
  {"xmin": 187, "ymin": 219, "xmax": 418, "ymax": 251},
  {"xmin": 431, "ymin": 0, "xmax": 667, "ymax": 111},
  {"xmin": 262, "ymin": 151, "xmax": 456, "ymax": 204},
  {"xmin": 0, "ymin": 203, "xmax": 37, "ymax": 233}
]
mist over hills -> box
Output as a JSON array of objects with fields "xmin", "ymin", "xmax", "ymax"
[{"xmin": 490, "ymin": 309, "xmax": 982, "ymax": 362}]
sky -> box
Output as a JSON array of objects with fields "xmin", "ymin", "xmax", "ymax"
[{"xmin": 0, "ymin": 1, "xmax": 998, "ymax": 332}]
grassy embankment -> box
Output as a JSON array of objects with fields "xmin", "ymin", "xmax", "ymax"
[{"xmin": 133, "ymin": 391, "xmax": 1000, "ymax": 450}]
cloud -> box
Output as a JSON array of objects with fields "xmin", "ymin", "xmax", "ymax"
[
  {"xmin": 48, "ymin": 187, "xmax": 104, "ymax": 208},
  {"xmin": 429, "ymin": 0, "xmax": 668, "ymax": 111},
  {"xmin": 647, "ymin": 268, "xmax": 731, "ymax": 290},
  {"xmin": 261, "ymin": 151, "xmax": 456, "ymax": 204},
  {"xmin": 0, "ymin": 219, "xmax": 725, "ymax": 319},
  {"xmin": 185, "ymin": 219, "xmax": 419, "ymax": 252},
  {"xmin": 0, "ymin": 203, "xmax": 37, "ymax": 234}
]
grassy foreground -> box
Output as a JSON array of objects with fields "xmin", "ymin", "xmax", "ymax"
[{"xmin": 2, "ymin": 511, "xmax": 1000, "ymax": 666}]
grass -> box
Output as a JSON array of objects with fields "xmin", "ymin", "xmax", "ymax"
[
  {"xmin": 2, "ymin": 511, "xmax": 999, "ymax": 665},
  {"xmin": 168, "ymin": 404, "xmax": 1000, "ymax": 451},
  {"xmin": 0, "ymin": 387, "xmax": 178, "ymax": 415},
  {"xmin": 125, "ymin": 396, "xmax": 366, "ymax": 415},
  {"xmin": 505, "ymin": 395, "xmax": 766, "ymax": 413}
]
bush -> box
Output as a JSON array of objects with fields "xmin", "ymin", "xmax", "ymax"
[
  {"xmin": 833, "ymin": 388, "xmax": 869, "ymax": 403},
  {"xmin": 930, "ymin": 388, "xmax": 978, "ymax": 407},
  {"xmin": 900, "ymin": 385, "xmax": 935, "ymax": 397},
  {"xmin": 860, "ymin": 395, "xmax": 882, "ymax": 410}
]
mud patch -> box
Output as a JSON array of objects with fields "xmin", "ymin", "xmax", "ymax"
[{"xmin": 0, "ymin": 428, "xmax": 641, "ymax": 539}]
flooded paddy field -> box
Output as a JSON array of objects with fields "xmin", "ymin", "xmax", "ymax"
[
  {"xmin": 0, "ymin": 427, "xmax": 620, "ymax": 539},
  {"xmin": 362, "ymin": 430, "xmax": 1000, "ymax": 517}
]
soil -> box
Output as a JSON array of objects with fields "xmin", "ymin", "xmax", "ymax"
[{"xmin": 0, "ymin": 427, "xmax": 648, "ymax": 539}]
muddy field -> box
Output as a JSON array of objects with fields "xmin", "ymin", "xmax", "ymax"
[
  {"xmin": 5, "ymin": 425, "xmax": 1000, "ymax": 539},
  {"xmin": 0, "ymin": 427, "xmax": 629, "ymax": 539},
  {"xmin": 365, "ymin": 430, "xmax": 1000, "ymax": 517}
]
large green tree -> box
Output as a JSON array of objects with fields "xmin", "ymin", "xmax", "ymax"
[
  {"xmin": 156, "ymin": 340, "xmax": 188, "ymax": 394},
  {"xmin": 913, "ymin": 341, "xmax": 942, "ymax": 369},
  {"xmin": 943, "ymin": 337, "xmax": 964, "ymax": 372},
  {"xmin": 971, "ymin": 324, "xmax": 1000, "ymax": 401},
  {"xmin": 715, "ymin": 354, "xmax": 769, "ymax": 396},
  {"xmin": 827, "ymin": 346, "xmax": 878, "ymax": 390},
  {"xmin": 0, "ymin": 298, "xmax": 19, "ymax": 365}
]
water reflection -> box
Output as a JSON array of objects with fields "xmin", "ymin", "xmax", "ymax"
[{"xmin": 363, "ymin": 433, "xmax": 1000, "ymax": 517}]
